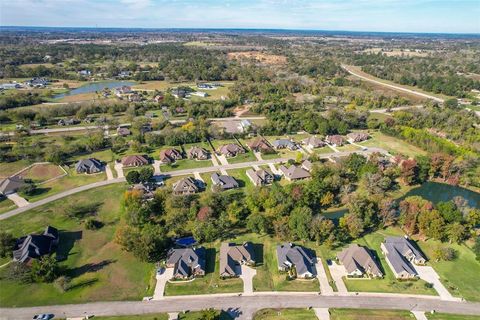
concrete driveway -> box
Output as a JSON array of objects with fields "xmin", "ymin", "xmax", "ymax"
[
  {"xmin": 327, "ymin": 262, "xmax": 348, "ymax": 293},
  {"xmin": 414, "ymin": 265, "xmax": 458, "ymax": 301},
  {"xmin": 105, "ymin": 165, "xmax": 114, "ymax": 180},
  {"xmin": 114, "ymin": 162, "xmax": 124, "ymax": 178},
  {"xmin": 153, "ymin": 267, "xmax": 174, "ymax": 300},
  {"xmin": 6, "ymin": 193, "xmax": 29, "ymax": 207},
  {"xmin": 240, "ymin": 265, "xmax": 257, "ymax": 295},
  {"xmin": 314, "ymin": 308, "xmax": 330, "ymax": 320},
  {"xmin": 315, "ymin": 259, "xmax": 333, "ymax": 295},
  {"xmin": 153, "ymin": 161, "xmax": 162, "ymax": 175}
]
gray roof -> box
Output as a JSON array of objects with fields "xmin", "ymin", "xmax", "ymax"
[
  {"xmin": 246, "ymin": 169, "xmax": 273, "ymax": 186},
  {"xmin": 75, "ymin": 158, "xmax": 103, "ymax": 173},
  {"xmin": 279, "ymin": 165, "xmax": 311, "ymax": 180},
  {"xmin": 211, "ymin": 173, "xmax": 239, "ymax": 190},
  {"xmin": 173, "ymin": 177, "xmax": 200, "ymax": 194},
  {"xmin": 0, "ymin": 177, "xmax": 25, "ymax": 195},
  {"xmin": 188, "ymin": 146, "xmax": 210, "ymax": 159},
  {"xmin": 337, "ymin": 244, "xmax": 383, "ymax": 277},
  {"xmin": 220, "ymin": 242, "xmax": 255, "ymax": 277},
  {"xmin": 382, "ymin": 237, "xmax": 426, "ymax": 276},
  {"xmin": 272, "ymin": 139, "xmax": 298, "ymax": 149},
  {"xmin": 166, "ymin": 247, "xmax": 206, "ymax": 278},
  {"xmin": 219, "ymin": 143, "xmax": 244, "ymax": 156},
  {"xmin": 276, "ymin": 243, "xmax": 314, "ymax": 276},
  {"xmin": 13, "ymin": 226, "xmax": 59, "ymax": 263},
  {"xmin": 302, "ymin": 136, "xmax": 325, "ymax": 148}
]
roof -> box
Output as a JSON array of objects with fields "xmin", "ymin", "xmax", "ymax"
[
  {"xmin": 301, "ymin": 160, "xmax": 313, "ymax": 172},
  {"xmin": 159, "ymin": 149, "xmax": 182, "ymax": 163},
  {"xmin": 188, "ymin": 146, "xmax": 209, "ymax": 158},
  {"xmin": 337, "ymin": 244, "xmax": 383, "ymax": 276},
  {"xmin": 219, "ymin": 143, "xmax": 244, "ymax": 155},
  {"xmin": 246, "ymin": 169, "xmax": 273, "ymax": 185},
  {"xmin": 279, "ymin": 165, "xmax": 311, "ymax": 180},
  {"xmin": 0, "ymin": 177, "xmax": 25, "ymax": 195},
  {"xmin": 383, "ymin": 237, "xmax": 425, "ymax": 276},
  {"xmin": 173, "ymin": 177, "xmax": 200, "ymax": 194},
  {"xmin": 326, "ymin": 135, "xmax": 344, "ymax": 145},
  {"xmin": 166, "ymin": 247, "xmax": 206, "ymax": 278},
  {"xmin": 276, "ymin": 243, "xmax": 314, "ymax": 276},
  {"xmin": 211, "ymin": 173, "xmax": 239, "ymax": 190},
  {"xmin": 75, "ymin": 158, "xmax": 103, "ymax": 173},
  {"xmin": 220, "ymin": 242, "xmax": 255, "ymax": 276},
  {"xmin": 247, "ymin": 137, "xmax": 273, "ymax": 151},
  {"xmin": 13, "ymin": 226, "xmax": 59, "ymax": 263},
  {"xmin": 302, "ymin": 136, "xmax": 325, "ymax": 148},
  {"xmin": 121, "ymin": 155, "xmax": 149, "ymax": 166},
  {"xmin": 272, "ymin": 139, "xmax": 298, "ymax": 149}
]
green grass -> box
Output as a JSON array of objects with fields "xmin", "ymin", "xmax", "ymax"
[
  {"xmin": 253, "ymin": 308, "xmax": 317, "ymax": 320},
  {"xmin": 17, "ymin": 163, "xmax": 65, "ymax": 183},
  {"xmin": 161, "ymin": 159, "xmax": 212, "ymax": 172},
  {"xmin": 226, "ymin": 168, "xmax": 253, "ymax": 188},
  {"xmin": 0, "ymin": 197, "xmax": 17, "ymax": 214},
  {"xmin": 361, "ymin": 131, "xmax": 427, "ymax": 157},
  {"xmin": 336, "ymin": 144, "xmax": 361, "ymax": 152},
  {"xmin": 179, "ymin": 310, "xmax": 234, "ymax": 320},
  {"xmin": 164, "ymin": 246, "xmax": 243, "ymax": 296},
  {"xmin": 313, "ymin": 147, "xmax": 333, "ymax": 155},
  {"xmin": 330, "ymin": 308, "xmax": 413, "ymax": 320},
  {"xmin": 0, "ymin": 183, "xmax": 156, "ymax": 307},
  {"xmin": 342, "ymin": 227, "xmax": 437, "ymax": 296},
  {"xmin": 416, "ymin": 238, "xmax": 480, "ymax": 301},
  {"xmin": 94, "ymin": 314, "xmax": 168, "ymax": 320},
  {"xmin": 426, "ymin": 313, "xmax": 480, "ymax": 320},
  {"xmin": 226, "ymin": 151, "xmax": 257, "ymax": 164},
  {"xmin": 0, "ymin": 160, "xmax": 30, "ymax": 179}
]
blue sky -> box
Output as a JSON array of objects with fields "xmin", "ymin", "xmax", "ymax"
[{"xmin": 1, "ymin": 0, "xmax": 479, "ymax": 33}]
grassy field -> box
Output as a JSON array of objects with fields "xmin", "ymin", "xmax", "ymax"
[
  {"xmin": 15, "ymin": 163, "xmax": 65, "ymax": 183},
  {"xmin": 0, "ymin": 183, "xmax": 156, "ymax": 307},
  {"xmin": 0, "ymin": 160, "xmax": 30, "ymax": 178},
  {"xmin": 416, "ymin": 238, "xmax": 480, "ymax": 301},
  {"xmin": 95, "ymin": 314, "xmax": 167, "ymax": 320},
  {"xmin": 0, "ymin": 197, "xmax": 17, "ymax": 214},
  {"xmin": 132, "ymin": 81, "xmax": 233, "ymax": 101},
  {"xmin": 330, "ymin": 308, "xmax": 414, "ymax": 320},
  {"xmin": 426, "ymin": 313, "xmax": 480, "ymax": 320},
  {"xmin": 253, "ymin": 308, "xmax": 317, "ymax": 320},
  {"xmin": 226, "ymin": 168, "xmax": 252, "ymax": 188},
  {"xmin": 361, "ymin": 131, "xmax": 427, "ymax": 157},
  {"xmin": 161, "ymin": 158, "xmax": 213, "ymax": 172},
  {"xmin": 336, "ymin": 144, "xmax": 361, "ymax": 152},
  {"xmin": 226, "ymin": 151, "xmax": 257, "ymax": 164}
]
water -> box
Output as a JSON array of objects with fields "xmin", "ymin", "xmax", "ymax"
[{"xmin": 54, "ymin": 81, "xmax": 136, "ymax": 99}]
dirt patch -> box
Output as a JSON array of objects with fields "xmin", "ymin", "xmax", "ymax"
[
  {"xmin": 227, "ymin": 51, "xmax": 287, "ymax": 65},
  {"xmin": 15, "ymin": 163, "xmax": 64, "ymax": 183}
]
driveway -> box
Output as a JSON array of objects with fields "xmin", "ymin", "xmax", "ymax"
[
  {"xmin": 253, "ymin": 151, "xmax": 263, "ymax": 161},
  {"xmin": 315, "ymin": 260, "xmax": 333, "ymax": 295},
  {"xmin": 327, "ymin": 262, "xmax": 347, "ymax": 293},
  {"xmin": 325, "ymin": 143, "xmax": 339, "ymax": 153},
  {"xmin": 240, "ymin": 265, "xmax": 257, "ymax": 295},
  {"xmin": 153, "ymin": 267, "xmax": 174, "ymax": 300},
  {"xmin": 412, "ymin": 311, "xmax": 428, "ymax": 320},
  {"xmin": 6, "ymin": 193, "xmax": 29, "ymax": 207},
  {"xmin": 217, "ymin": 154, "xmax": 229, "ymax": 166},
  {"xmin": 153, "ymin": 160, "xmax": 162, "ymax": 175},
  {"xmin": 105, "ymin": 164, "xmax": 114, "ymax": 180},
  {"xmin": 414, "ymin": 265, "xmax": 458, "ymax": 301},
  {"xmin": 114, "ymin": 162, "xmax": 124, "ymax": 178},
  {"xmin": 314, "ymin": 308, "xmax": 330, "ymax": 320}
]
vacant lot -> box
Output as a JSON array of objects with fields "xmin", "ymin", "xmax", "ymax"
[
  {"xmin": 361, "ymin": 131, "xmax": 427, "ymax": 157},
  {"xmin": 0, "ymin": 160, "xmax": 30, "ymax": 178},
  {"xmin": 254, "ymin": 308, "xmax": 316, "ymax": 320},
  {"xmin": 0, "ymin": 183, "xmax": 156, "ymax": 307},
  {"xmin": 161, "ymin": 158, "xmax": 213, "ymax": 172},
  {"xmin": 330, "ymin": 308, "xmax": 413, "ymax": 320},
  {"xmin": 227, "ymin": 52, "xmax": 287, "ymax": 65},
  {"xmin": 15, "ymin": 163, "xmax": 65, "ymax": 183}
]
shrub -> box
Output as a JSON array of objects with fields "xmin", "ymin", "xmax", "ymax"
[
  {"xmin": 54, "ymin": 276, "xmax": 71, "ymax": 292},
  {"xmin": 0, "ymin": 231, "xmax": 16, "ymax": 258},
  {"xmin": 85, "ymin": 218, "xmax": 103, "ymax": 230}
]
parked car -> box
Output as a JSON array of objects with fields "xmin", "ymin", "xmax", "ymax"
[{"xmin": 33, "ymin": 314, "xmax": 54, "ymax": 320}]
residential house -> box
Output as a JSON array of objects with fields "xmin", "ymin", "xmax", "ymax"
[
  {"xmin": 211, "ymin": 173, "xmax": 239, "ymax": 191},
  {"xmin": 75, "ymin": 158, "xmax": 104, "ymax": 174},
  {"xmin": 172, "ymin": 177, "xmax": 201, "ymax": 195},
  {"xmin": 131, "ymin": 183, "xmax": 155, "ymax": 200},
  {"xmin": 117, "ymin": 127, "xmax": 131, "ymax": 136},
  {"xmin": 159, "ymin": 148, "xmax": 183, "ymax": 164},
  {"xmin": 347, "ymin": 132, "xmax": 370, "ymax": 142},
  {"xmin": 24, "ymin": 77, "xmax": 49, "ymax": 88},
  {"xmin": 218, "ymin": 143, "xmax": 245, "ymax": 158},
  {"xmin": 272, "ymin": 139, "xmax": 299, "ymax": 151},
  {"xmin": 114, "ymin": 86, "xmax": 132, "ymax": 96},
  {"xmin": 166, "ymin": 247, "xmax": 206, "ymax": 279},
  {"xmin": 128, "ymin": 93, "xmax": 142, "ymax": 102},
  {"xmin": 239, "ymin": 119, "xmax": 252, "ymax": 132},
  {"xmin": 190, "ymin": 91, "xmax": 208, "ymax": 98},
  {"xmin": 197, "ymin": 83, "xmax": 214, "ymax": 89},
  {"xmin": 78, "ymin": 70, "xmax": 91, "ymax": 76},
  {"xmin": 219, "ymin": 242, "xmax": 256, "ymax": 278},
  {"xmin": 118, "ymin": 71, "xmax": 131, "ymax": 78},
  {"xmin": 325, "ymin": 135, "xmax": 345, "ymax": 147},
  {"xmin": 246, "ymin": 169, "xmax": 274, "ymax": 186},
  {"xmin": 188, "ymin": 147, "xmax": 210, "ymax": 160},
  {"xmin": 58, "ymin": 118, "xmax": 79, "ymax": 126},
  {"xmin": 13, "ymin": 226, "xmax": 59, "ymax": 264},
  {"xmin": 121, "ymin": 155, "xmax": 149, "ymax": 167},
  {"xmin": 171, "ymin": 88, "xmax": 187, "ymax": 99},
  {"xmin": 276, "ymin": 243, "xmax": 315, "ymax": 279},
  {"xmin": 337, "ymin": 244, "xmax": 383, "ymax": 278},
  {"xmin": 247, "ymin": 137, "xmax": 274, "ymax": 153},
  {"xmin": 0, "ymin": 177, "xmax": 25, "ymax": 196},
  {"xmin": 140, "ymin": 123, "xmax": 152, "ymax": 134},
  {"xmin": 278, "ymin": 165, "xmax": 311, "ymax": 181},
  {"xmin": 302, "ymin": 136, "xmax": 326, "ymax": 149},
  {"xmin": 380, "ymin": 236, "xmax": 427, "ymax": 279},
  {"xmin": 301, "ymin": 160, "xmax": 313, "ymax": 172}
]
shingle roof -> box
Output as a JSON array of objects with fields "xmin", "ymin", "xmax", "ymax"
[
  {"xmin": 172, "ymin": 177, "xmax": 200, "ymax": 194},
  {"xmin": 211, "ymin": 173, "xmax": 239, "ymax": 190},
  {"xmin": 75, "ymin": 158, "xmax": 103, "ymax": 173},
  {"xmin": 121, "ymin": 155, "xmax": 149, "ymax": 166},
  {"xmin": 279, "ymin": 165, "xmax": 311, "ymax": 180},
  {"xmin": 220, "ymin": 242, "xmax": 255, "ymax": 277},
  {"xmin": 166, "ymin": 247, "xmax": 206, "ymax": 278},
  {"xmin": 13, "ymin": 226, "xmax": 59, "ymax": 263},
  {"xmin": 246, "ymin": 169, "xmax": 273, "ymax": 186},
  {"xmin": 337, "ymin": 244, "xmax": 383, "ymax": 277},
  {"xmin": 382, "ymin": 237, "xmax": 426, "ymax": 277},
  {"xmin": 0, "ymin": 177, "xmax": 25, "ymax": 195},
  {"xmin": 276, "ymin": 243, "xmax": 314, "ymax": 277}
]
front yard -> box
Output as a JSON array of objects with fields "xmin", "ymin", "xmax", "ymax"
[
  {"xmin": 161, "ymin": 158, "xmax": 212, "ymax": 172},
  {"xmin": 253, "ymin": 308, "xmax": 316, "ymax": 320},
  {"xmin": 330, "ymin": 308, "xmax": 413, "ymax": 320}
]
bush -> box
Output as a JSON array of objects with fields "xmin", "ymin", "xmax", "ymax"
[
  {"xmin": 54, "ymin": 276, "xmax": 71, "ymax": 292},
  {"xmin": 3, "ymin": 261, "xmax": 32, "ymax": 283},
  {"xmin": 31, "ymin": 255, "xmax": 59, "ymax": 283},
  {"xmin": 432, "ymin": 247, "xmax": 457, "ymax": 261},
  {"xmin": 85, "ymin": 218, "xmax": 103, "ymax": 230},
  {"xmin": 0, "ymin": 231, "xmax": 16, "ymax": 258},
  {"xmin": 126, "ymin": 170, "xmax": 140, "ymax": 184}
]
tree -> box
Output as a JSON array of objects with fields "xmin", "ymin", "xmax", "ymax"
[
  {"xmin": 400, "ymin": 159, "xmax": 418, "ymax": 185},
  {"xmin": 466, "ymin": 208, "xmax": 480, "ymax": 228},
  {"xmin": 444, "ymin": 98, "xmax": 459, "ymax": 109},
  {"xmin": 0, "ymin": 231, "xmax": 15, "ymax": 258},
  {"xmin": 437, "ymin": 201, "xmax": 462, "ymax": 223},
  {"xmin": 418, "ymin": 209, "xmax": 445, "ymax": 240},
  {"xmin": 309, "ymin": 216, "xmax": 334, "ymax": 245},
  {"xmin": 473, "ymin": 237, "xmax": 480, "ymax": 261},
  {"xmin": 339, "ymin": 213, "xmax": 364, "ymax": 239},
  {"xmin": 125, "ymin": 170, "xmax": 140, "ymax": 184},
  {"xmin": 432, "ymin": 247, "xmax": 456, "ymax": 262},
  {"xmin": 30, "ymin": 255, "xmax": 58, "ymax": 283},
  {"xmin": 199, "ymin": 308, "xmax": 218, "ymax": 320},
  {"xmin": 138, "ymin": 167, "xmax": 153, "ymax": 183},
  {"xmin": 246, "ymin": 213, "xmax": 268, "ymax": 234},
  {"xmin": 288, "ymin": 206, "xmax": 313, "ymax": 241},
  {"xmin": 446, "ymin": 222, "xmax": 466, "ymax": 244}
]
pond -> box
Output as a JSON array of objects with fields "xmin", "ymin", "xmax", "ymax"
[
  {"xmin": 54, "ymin": 81, "xmax": 136, "ymax": 99},
  {"xmin": 323, "ymin": 182, "xmax": 479, "ymax": 220}
]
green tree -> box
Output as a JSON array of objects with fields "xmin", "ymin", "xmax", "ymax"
[
  {"xmin": 288, "ymin": 206, "xmax": 313, "ymax": 241},
  {"xmin": 30, "ymin": 255, "xmax": 58, "ymax": 283},
  {"xmin": 126, "ymin": 170, "xmax": 141, "ymax": 184},
  {"xmin": 0, "ymin": 231, "xmax": 16, "ymax": 258},
  {"xmin": 246, "ymin": 213, "xmax": 268, "ymax": 234}
]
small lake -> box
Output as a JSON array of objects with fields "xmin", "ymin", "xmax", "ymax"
[
  {"xmin": 54, "ymin": 81, "xmax": 136, "ymax": 99},
  {"xmin": 323, "ymin": 182, "xmax": 479, "ymax": 220}
]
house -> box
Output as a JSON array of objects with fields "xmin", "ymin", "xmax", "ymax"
[
  {"xmin": 131, "ymin": 183, "xmax": 155, "ymax": 199},
  {"xmin": 246, "ymin": 169, "xmax": 274, "ymax": 186},
  {"xmin": 140, "ymin": 123, "xmax": 152, "ymax": 134},
  {"xmin": 117, "ymin": 127, "xmax": 131, "ymax": 136},
  {"xmin": 218, "ymin": 144, "xmax": 245, "ymax": 158},
  {"xmin": 380, "ymin": 236, "xmax": 427, "ymax": 279},
  {"xmin": 118, "ymin": 71, "xmax": 131, "ymax": 78},
  {"xmin": 78, "ymin": 70, "xmax": 91, "ymax": 76},
  {"xmin": 219, "ymin": 242, "xmax": 256, "ymax": 278},
  {"xmin": 302, "ymin": 136, "xmax": 325, "ymax": 149},
  {"xmin": 347, "ymin": 132, "xmax": 370, "ymax": 142},
  {"xmin": 337, "ymin": 244, "xmax": 383, "ymax": 278},
  {"xmin": 128, "ymin": 93, "xmax": 142, "ymax": 102},
  {"xmin": 154, "ymin": 95, "xmax": 164, "ymax": 103},
  {"xmin": 325, "ymin": 135, "xmax": 344, "ymax": 147},
  {"xmin": 24, "ymin": 77, "xmax": 49, "ymax": 88},
  {"xmin": 211, "ymin": 173, "xmax": 239, "ymax": 191},
  {"xmin": 239, "ymin": 120, "xmax": 252, "ymax": 132},
  {"xmin": 13, "ymin": 226, "xmax": 59, "ymax": 264},
  {"xmin": 58, "ymin": 118, "xmax": 79, "ymax": 126},
  {"xmin": 0, "ymin": 177, "xmax": 25, "ymax": 196},
  {"xmin": 247, "ymin": 137, "xmax": 274, "ymax": 153},
  {"xmin": 278, "ymin": 165, "xmax": 311, "ymax": 181},
  {"xmin": 75, "ymin": 158, "xmax": 104, "ymax": 174},
  {"xmin": 114, "ymin": 86, "xmax": 132, "ymax": 96},
  {"xmin": 197, "ymin": 83, "xmax": 214, "ymax": 89},
  {"xmin": 301, "ymin": 160, "xmax": 313, "ymax": 172},
  {"xmin": 159, "ymin": 149, "xmax": 183, "ymax": 164},
  {"xmin": 121, "ymin": 155, "xmax": 149, "ymax": 167},
  {"xmin": 171, "ymin": 88, "xmax": 187, "ymax": 99},
  {"xmin": 188, "ymin": 147, "xmax": 210, "ymax": 160},
  {"xmin": 172, "ymin": 177, "xmax": 201, "ymax": 195},
  {"xmin": 272, "ymin": 139, "xmax": 299, "ymax": 151},
  {"xmin": 190, "ymin": 91, "xmax": 208, "ymax": 98},
  {"xmin": 276, "ymin": 243, "xmax": 315, "ymax": 279},
  {"xmin": 166, "ymin": 247, "xmax": 206, "ymax": 279}
]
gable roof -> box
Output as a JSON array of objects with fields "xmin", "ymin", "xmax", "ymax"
[
  {"xmin": 246, "ymin": 169, "xmax": 273, "ymax": 186},
  {"xmin": 211, "ymin": 173, "xmax": 239, "ymax": 190},
  {"xmin": 302, "ymin": 136, "xmax": 325, "ymax": 148},
  {"xmin": 166, "ymin": 247, "xmax": 206, "ymax": 278},
  {"xmin": 159, "ymin": 148, "xmax": 182, "ymax": 163},
  {"xmin": 382, "ymin": 237, "xmax": 426, "ymax": 276},
  {"xmin": 219, "ymin": 143, "xmax": 244, "ymax": 155},
  {"xmin": 13, "ymin": 226, "xmax": 59, "ymax": 263},
  {"xmin": 272, "ymin": 139, "xmax": 298, "ymax": 149},
  {"xmin": 173, "ymin": 177, "xmax": 200, "ymax": 194},
  {"xmin": 337, "ymin": 244, "xmax": 383, "ymax": 277},
  {"xmin": 248, "ymin": 137, "xmax": 273, "ymax": 151},
  {"xmin": 279, "ymin": 165, "xmax": 311, "ymax": 180},
  {"xmin": 276, "ymin": 243, "xmax": 314, "ymax": 276},
  {"xmin": 220, "ymin": 242, "xmax": 255, "ymax": 277},
  {"xmin": 121, "ymin": 155, "xmax": 149, "ymax": 166},
  {"xmin": 188, "ymin": 146, "xmax": 209, "ymax": 158},
  {"xmin": 0, "ymin": 177, "xmax": 25, "ymax": 195},
  {"xmin": 75, "ymin": 158, "xmax": 103, "ymax": 173}
]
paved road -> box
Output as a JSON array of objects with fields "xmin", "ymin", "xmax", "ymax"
[
  {"xmin": 343, "ymin": 65, "xmax": 444, "ymax": 103},
  {"xmin": 30, "ymin": 125, "xmax": 109, "ymax": 134},
  {"xmin": 2, "ymin": 294, "xmax": 480, "ymax": 320},
  {"xmin": 0, "ymin": 147, "xmax": 388, "ymax": 221}
]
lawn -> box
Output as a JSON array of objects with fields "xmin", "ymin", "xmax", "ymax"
[
  {"xmin": 161, "ymin": 158, "xmax": 212, "ymax": 172},
  {"xmin": 0, "ymin": 183, "xmax": 156, "ymax": 307},
  {"xmin": 0, "ymin": 160, "xmax": 30, "ymax": 178},
  {"xmin": 226, "ymin": 168, "xmax": 253, "ymax": 188},
  {"xmin": 336, "ymin": 143, "xmax": 361, "ymax": 152},
  {"xmin": 426, "ymin": 313, "xmax": 480, "ymax": 320},
  {"xmin": 164, "ymin": 246, "xmax": 243, "ymax": 296},
  {"xmin": 312, "ymin": 146, "xmax": 333, "ymax": 155},
  {"xmin": 179, "ymin": 310, "xmax": 234, "ymax": 320},
  {"xmin": 15, "ymin": 163, "xmax": 65, "ymax": 183},
  {"xmin": 253, "ymin": 308, "xmax": 317, "ymax": 320},
  {"xmin": 226, "ymin": 151, "xmax": 257, "ymax": 164},
  {"xmin": 95, "ymin": 314, "xmax": 167, "ymax": 320},
  {"xmin": 342, "ymin": 228, "xmax": 437, "ymax": 296},
  {"xmin": 0, "ymin": 197, "xmax": 17, "ymax": 214},
  {"xmin": 330, "ymin": 308, "xmax": 414, "ymax": 320},
  {"xmin": 416, "ymin": 238, "xmax": 480, "ymax": 301},
  {"xmin": 360, "ymin": 131, "xmax": 427, "ymax": 157}
]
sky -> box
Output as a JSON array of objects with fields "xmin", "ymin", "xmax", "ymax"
[{"xmin": 1, "ymin": 0, "xmax": 479, "ymax": 34}]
